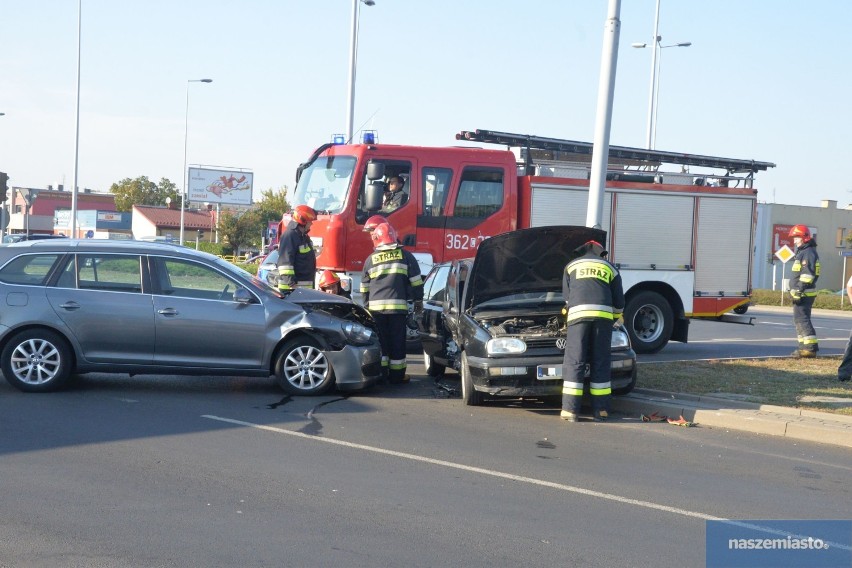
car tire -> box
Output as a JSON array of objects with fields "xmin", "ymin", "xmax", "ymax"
[
  {"xmin": 1, "ymin": 329, "xmax": 73, "ymax": 393},
  {"xmin": 624, "ymin": 291, "xmax": 674, "ymax": 354},
  {"xmin": 733, "ymin": 304, "xmax": 749, "ymax": 315},
  {"xmin": 612, "ymin": 368, "xmax": 638, "ymax": 396},
  {"xmin": 275, "ymin": 336, "xmax": 335, "ymax": 396},
  {"xmin": 423, "ymin": 349, "xmax": 446, "ymax": 378},
  {"xmin": 460, "ymin": 352, "xmax": 484, "ymax": 406}
]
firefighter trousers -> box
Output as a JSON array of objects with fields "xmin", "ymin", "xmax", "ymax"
[
  {"xmin": 793, "ymin": 296, "xmax": 818, "ymax": 353},
  {"xmin": 562, "ymin": 319, "xmax": 612, "ymax": 414},
  {"xmin": 374, "ymin": 311, "xmax": 408, "ymax": 383}
]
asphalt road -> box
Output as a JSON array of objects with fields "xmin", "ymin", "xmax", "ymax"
[
  {"xmin": 642, "ymin": 306, "xmax": 852, "ymax": 362},
  {"xmin": 1, "ymin": 348, "xmax": 850, "ymax": 567}
]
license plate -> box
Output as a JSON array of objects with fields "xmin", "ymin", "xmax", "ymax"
[{"xmin": 536, "ymin": 365, "xmax": 562, "ymax": 380}]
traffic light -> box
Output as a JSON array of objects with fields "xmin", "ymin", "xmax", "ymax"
[{"xmin": 0, "ymin": 172, "xmax": 8, "ymax": 201}]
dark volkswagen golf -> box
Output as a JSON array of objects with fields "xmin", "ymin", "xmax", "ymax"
[
  {"xmin": 417, "ymin": 226, "xmax": 637, "ymax": 405},
  {"xmin": 0, "ymin": 240, "xmax": 381, "ymax": 394}
]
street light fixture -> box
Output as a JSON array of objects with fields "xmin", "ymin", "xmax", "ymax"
[
  {"xmin": 345, "ymin": 0, "xmax": 376, "ymax": 144},
  {"xmin": 180, "ymin": 78, "xmax": 213, "ymax": 246},
  {"xmin": 632, "ymin": 37, "xmax": 691, "ymax": 150}
]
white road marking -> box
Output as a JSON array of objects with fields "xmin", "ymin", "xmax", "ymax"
[
  {"xmin": 201, "ymin": 414, "xmax": 849, "ymax": 549},
  {"xmin": 686, "ymin": 337, "xmax": 847, "ymax": 343}
]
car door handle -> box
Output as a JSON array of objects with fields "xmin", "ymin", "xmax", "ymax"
[
  {"xmin": 58, "ymin": 301, "xmax": 81, "ymax": 311},
  {"xmin": 157, "ymin": 308, "xmax": 179, "ymax": 316}
]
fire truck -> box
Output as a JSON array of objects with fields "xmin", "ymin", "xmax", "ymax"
[{"xmin": 290, "ymin": 128, "xmax": 775, "ymax": 353}]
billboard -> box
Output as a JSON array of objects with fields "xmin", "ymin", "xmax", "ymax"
[{"xmin": 188, "ymin": 167, "xmax": 253, "ymax": 206}]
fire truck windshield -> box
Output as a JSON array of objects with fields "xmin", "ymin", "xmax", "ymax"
[{"xmin": 292, "ymin": 156, "xmax": 356, "ymax": 214}]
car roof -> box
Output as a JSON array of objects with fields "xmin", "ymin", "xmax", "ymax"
[{"xmin": 0, "ymin": 238, "xmax": 219, "ymax": 262}]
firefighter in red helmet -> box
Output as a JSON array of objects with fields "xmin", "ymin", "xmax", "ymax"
[
  {"xmin": 360, "ymin": 222, "xmax": 423, "ymax": 383},
  {"xmin": 560, "ymin": 240, "xmax": 624, "ymax": 422},
  {"xmin": 318, "ymin": 270, "xmax": 351, "ymax": 299},
  {"xmin": 788, "ymin": 224, "xmax": 820, "ymax": 357},
  {"xmin": 363, "ymin": 214, "xmax": 388, "ymax": 233},
  {"xmin": 276, "ymin": 205, "xmax": 317, "ymax": 292}
]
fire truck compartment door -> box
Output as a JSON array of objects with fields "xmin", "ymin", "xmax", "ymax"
[{"xmin": 694, "ymin": 196, "xmax": 753, "ymax": 295}]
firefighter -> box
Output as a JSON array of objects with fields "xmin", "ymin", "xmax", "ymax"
[
  {"xmin": 788, "ymin": 224, "xmax": 820, "ymax": 357},
  {"xmin": 276, "ymin": 205, "xmax": 317, "ymax": 292},
  {"xmin": 363, "ymin": 214, "xmax": 388, "ymax": 233},
  {"xmin": 382, "ymin": 176, "xmax": 408, "ymax": 212},
  {"xmin": 560, "ymin": 240, "xmax": 624, "ymax": 422},
  {"xmin": 318, "ymin": 270, "xmax": 351, "ymax": 299},
  {"xmin": 360, "ymin": 222, "xmax": 423, "ymax": 383}
]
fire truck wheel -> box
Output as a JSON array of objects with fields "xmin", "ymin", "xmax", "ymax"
[
  {"xmin": 460, "ymin": 352, "xmax": 484, "ymax": 406},
  {"xmin": 733, "ymin": 304, "xmax": 749, "ymax": 315},
  {"xmin": 624, "ymin": 291, "xmax": 673, "ymax": 355}
]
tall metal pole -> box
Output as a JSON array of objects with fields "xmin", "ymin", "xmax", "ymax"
[
  {"xmin": 180, "ymin": 79, "xmax": 212, "ymax": 246},
  {"xmin": 345, "ymin": 0, "xmax": 360, "ymax": 144},
  {"xmin": 345, "ymin": 0, "xmax": 374, "ymax": 144},
  {"xmin": 644, "ymin": 0, "xmax": 661, "ymax": 150},
  {"xmin": 586, "ymin": 0, "xmax": 621, "ymax": 230},
  {"xmin": 71, "ymin": 0, "xmax": 82, "ymax": 238}
]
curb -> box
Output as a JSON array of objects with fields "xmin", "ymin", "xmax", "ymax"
[{"xmin": 613, "ymin": 389, "xmax": 852, "ymax": 449}]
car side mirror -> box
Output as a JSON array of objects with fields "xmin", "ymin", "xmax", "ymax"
[{"xmin": 234, "ymin": 288, "xmax": 253, "ymax": 304}]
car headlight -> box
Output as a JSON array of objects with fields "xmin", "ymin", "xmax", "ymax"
[
  {"xmin": 341, "ymin": 321, "xmax": 374, "ymax": 345},
  {"xmin": 611, "ymin": 329, "xmax": 630, "ymax": 349},
  {"xmin": 486, "ymin": 337, "xmax": 526, "ymax": 355}
]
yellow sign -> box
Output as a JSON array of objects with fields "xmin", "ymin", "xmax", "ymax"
[{"xmin": 775, "ymin": 244, "xmax": 794, "ymax": 263}]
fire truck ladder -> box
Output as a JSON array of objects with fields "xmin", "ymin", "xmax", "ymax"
[{"xmin": 456, "ymin": 129, "xmax": 776, "ymax": 178}]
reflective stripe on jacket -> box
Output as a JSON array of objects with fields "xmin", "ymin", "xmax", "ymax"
[
  {"xmin": 361, "ymin": 244, "xmax": 423, "ymax": 312},
  {"xmin": 563, "ymin": 254, "xmax": 624, "ymax": 324},
  {"xmin": 790, "ymin": 241, "xmax": 819, "ymax": 297}
]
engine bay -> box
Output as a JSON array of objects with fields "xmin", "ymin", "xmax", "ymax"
[{"xmin": 479, "ymin": 315, "xmax": 565, "ymax": 338}]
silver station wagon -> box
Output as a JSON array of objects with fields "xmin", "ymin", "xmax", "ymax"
[{"xmin": 0, "ymin": 240, "xmax": 381, "ymax": 394}]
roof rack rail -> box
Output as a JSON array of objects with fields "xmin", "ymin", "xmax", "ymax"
[{"xmin": 456, "ymin": 129, "xmax": 775, "ymax": 174}]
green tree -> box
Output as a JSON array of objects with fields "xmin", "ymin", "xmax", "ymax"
[
  {"xmin": 217, "ymin": 186, "xmax": 290, "ymax": 253},
  {"xmin": 110, "ymin": 176, "xmax": 178, "ymax": 212}
]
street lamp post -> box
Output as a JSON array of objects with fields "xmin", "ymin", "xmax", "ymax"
[
  {"xmin": 180, "ymin": 78, "xmax": 212, "ymax": 246},
  {"xmin": 345, "ymin": 0, "xmax": 375, "ymax": 144},
  {"xmin": 632, "ymin": 36, "xmax": 691, "ymax": 150}
]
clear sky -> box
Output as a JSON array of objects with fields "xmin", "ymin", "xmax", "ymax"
[{"xmin": 2, "ymin": 1, "xmax": 850, "ymax": 207}]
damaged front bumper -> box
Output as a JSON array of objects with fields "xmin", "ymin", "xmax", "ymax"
[{"xmin": 465, "ymin": 350, "xmax": 636, "ymax": 397}]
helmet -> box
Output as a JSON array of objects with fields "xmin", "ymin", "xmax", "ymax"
[
  {"xmin": 363, "ymin": 214, "xmax": 388, "ymax": 232},
  {"xmin": 578, "ymin": 240, "xmax": 608, "ymax": 257},
  {"xmin": 318, "ymin": 270, "xmax": 340, "ymax": 289},
  {"xmin": 292, "ymin": 204, "xmax": 317, "ymax": 226},
  {"xmin": 788, "ymin": 224, "xmax": 811, "ymax": 241},
  {"xmin": 371, "ymin": 223, "xmax": 398, "ymax": 247}
]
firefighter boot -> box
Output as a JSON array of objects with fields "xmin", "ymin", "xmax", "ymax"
[
  {"xmin": 593, "ymin": 409, "xmax": 609, "ymax": 422},
  {"xmin": 560, "ymin": 410, "xmax": 578, "ymax": 422}
]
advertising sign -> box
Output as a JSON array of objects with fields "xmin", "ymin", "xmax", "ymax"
[
  {"xmin": 188, "ymin": 167, "xmax": 253, "ymax": 206},
  {"xmin": 773, "ymin": 224, "xmax": 817, "ymax": 250}
]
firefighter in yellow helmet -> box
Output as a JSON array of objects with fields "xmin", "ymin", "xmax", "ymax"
[
  {"xmin": 560, "ymin": 240, "xmax": 624, "ymax": 422},
  {"xmin": 360, "ymin": 222, "xmax": 423, "ymax": 383},
  {"xmin": 275, "ymin": 205, "xmax": 317, "ymax": 292},
  {"xmin": 788, "ymin": 224, "xmax": 820, "ymax": 357}
]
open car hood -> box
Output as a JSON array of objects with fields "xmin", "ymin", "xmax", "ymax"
[{"xmin": 467, "ymin": 225, "xmax": 606, "ymax": 309}]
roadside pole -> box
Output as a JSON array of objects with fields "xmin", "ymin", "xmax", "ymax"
[
  {"xmin": 840, "ymin": 251, "xmax": 852, "ymax": 308},
  {"xmin": 775, "ymin": 245, "xmax": 794, "ymax": 307}
]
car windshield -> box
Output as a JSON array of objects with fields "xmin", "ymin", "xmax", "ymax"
[
  {"xmin": 263, "ymin": 250, "xmax": 279, "ymax": 264},
  {"xmin": 292, "ymin": 155, "xmax": 356, "ymax": 214},
  {"xmin": 475, "ymin": 290, "xmax": 564, "ymax": 309}
]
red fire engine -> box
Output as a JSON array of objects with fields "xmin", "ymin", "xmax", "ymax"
[{"xmin": 290, "ymin": 128, "xmax": 775, "ymax": 353}]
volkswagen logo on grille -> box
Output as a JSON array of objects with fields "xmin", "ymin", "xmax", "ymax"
[{"xmin": 556, "ymin": 338, "xmax": 566, "ymax": 350}]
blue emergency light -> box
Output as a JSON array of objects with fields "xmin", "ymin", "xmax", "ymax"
[
  {"xmin": 362, "ymin": 130, "xmax": 377, "ymax": 144},
  {"xmin": 332, "ymin": 134, "xmax": 346, "ymax": 145}
]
